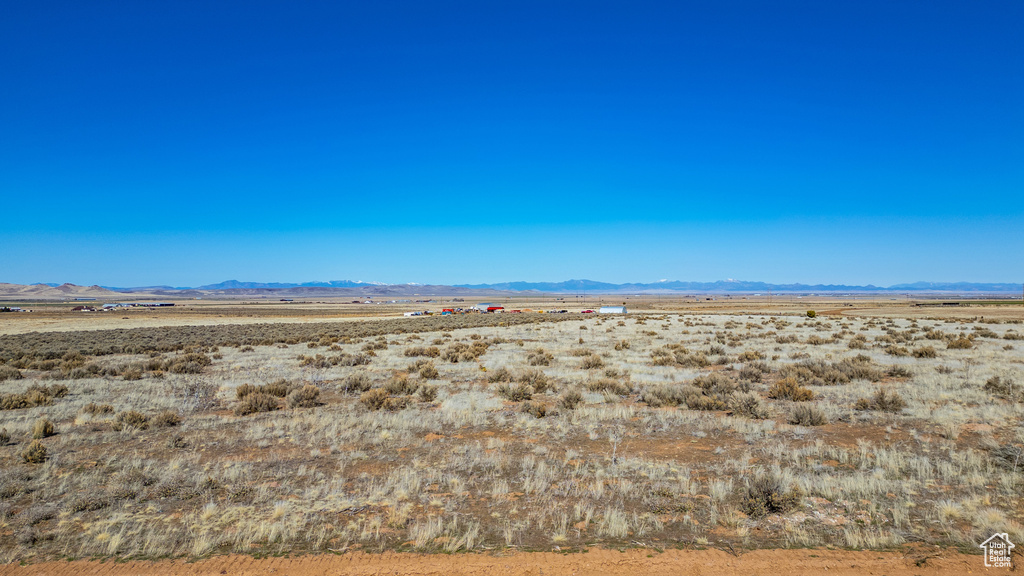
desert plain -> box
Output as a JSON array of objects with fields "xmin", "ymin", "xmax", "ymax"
[{"xmin": 0, "ymin": 295, "xmax": 1021, "ymax": 574}]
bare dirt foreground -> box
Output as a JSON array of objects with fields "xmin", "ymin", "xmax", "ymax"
[{"xmin": 0, "ymin": 548, "xmax": 984, "ymax": 576}]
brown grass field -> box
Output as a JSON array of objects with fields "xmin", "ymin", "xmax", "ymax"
[{"xmin": 0, "ymin": 296, "xmax": 1021, "ymax": 573}]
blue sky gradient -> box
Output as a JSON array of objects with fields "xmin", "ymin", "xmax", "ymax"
[{"xmin": 2, "ymin": 2, "xmax": 1021, "ymax": 286}]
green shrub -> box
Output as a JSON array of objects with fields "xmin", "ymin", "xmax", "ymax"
[
  {"xmin": 21, "ymin": 440, "xmax": 47, "ymax": 464},
  {"xmin": 806, "ymin": 310, "xmax": 816, "ymax": 318}
]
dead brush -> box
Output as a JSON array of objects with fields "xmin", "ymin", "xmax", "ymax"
[
  {"xmin": 385, "ymin": 374, "xmax": 420, "ymax": 395},
  {"xmin": 984, "ymin": 376, "xmax": 1019, "ymax": 400},
  {"xmin": 496, "ymin": 383, "xmax": 534, "ymax": 402},
  {"xmin": 0, "ymin": 365, "xmax": 23, "ymax": 381},
  {"xmin": 558, "ymin": 389, "xmax": 584, "ymax": 410},
  {"xmin": 359, "ymin": 388, "xmax": 390, "ymax": 411},
  {"xmin": 789, "ymin": 404, "xmax": 828, "ymax": 426},
  {"xmin": 854, "ymin": 388, "xmax": 906, "ymax": 412},
  {"xmin": 739, "ymin": 361, "xmax": 770, "ymax": 382},
  {"xmin": 237, "ymin": 380, "xmax": 292, "ymax": 400},
  {"xmin": 768, "ymin": 377, "xmax": 814, "ymax": 402},
  {"xmin": 585, "ymin": 378, "xmax": 632, "ymax": 396},
  {"xmin": 404, "ymin": 346, "xmax": 440, "ymax": 358},
  {"xmin": 516, "ymin": 369, "xmax": 552, "ymax": 393},
  {"xmin": 520, "ymin": 401, "xmax": 548, "ymax": 418},
  {"xmin": 21, "ymin": 440, "xmax": 47, "ymax": 464},
  {"xmin": 164, "ymin": 352, "xmax": 213, "ymax": 374},
  {"xmin": 729, "ymin": 391, "xmax": 771, "ymax": 419},
  {"xmin": 442, "ymin": 341, "xmax": 490, "ymax": 363},
  {"xmin": 152, "ymin": 410, "xmax": 182, "ymax": 427},
  {"xmin": 613, "ymin": 340, "xmax": 631, "ymax": 351},
  {"xmin": 487, "ymin": 367, "xmax": 515, "ymax": 383},
  {"xmin": 418, "ymin": 384, "xmax": 438, "ymax": 402},
  {"xmin": 81, "ymin": 402, "xmax": 114, "ymax": 416},
  {"xmin": 527, "ymin": 348, "xmax": 553, "ymax": 366},
  {"xmin": 418, "ymin": 361, "xmax": 440, "ymax": 380},
  {"xmin": 947, "ymin": 336, "xmax": 974, "ymax": 350},
  {"xmin": 339, "ymin": 372, "xmax": 372, "ymax": 394},
  {"xmin": 234, "ymin": 393, "xmax": 280, "ymax": 416},
  {"xmin": 912, "ymin": 346, "xmax": 938, "ymax": 358},
  {"xmin": 111, "ymin": 410, "xmax": 149, "ymax": 431},
  {"xmin": 286, "ymin": 385, "xmax": 322, "ymax": 409},
  {"xmin": 740, "ymin": 473, "xmax": 803, "ymax": 517},
  {"xmin": 382, "ymin": 396, "xmax": 412, "ymax": 411},
  {"xmin": 32, "ymin": 417, "xmax": 56, "ymax": 439},
  {"xmin": 886, "ymin": 365, "xmax": 913, "ymax": 378},
  {"xmin": 640, "ymin": 384, "xmax": 689, "ymax": 407},
  {"xmin": 738, "ymin": 350, "xmax": 766, "ymax": 361},
  {"xmin": 581, "ymin": 354, "xmax": 604, "ymax": 370}
]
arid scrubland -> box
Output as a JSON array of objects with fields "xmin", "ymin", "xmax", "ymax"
[{"xmin": 0, "ymin": 311, "xmax": 1022, "ymax": 562}]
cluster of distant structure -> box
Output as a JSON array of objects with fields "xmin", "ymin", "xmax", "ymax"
[
  {"xmin": 71, "ymin": 302, "xmax": 176, "ymax": 312},
  {"xmin": 401, "ymin": 303, "xmax": 626, "ymax": 317}
]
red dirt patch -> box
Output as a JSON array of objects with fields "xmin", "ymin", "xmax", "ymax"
[{"xmin": 0, "ymin": 547, "xmax": 981, "ymax": 575}]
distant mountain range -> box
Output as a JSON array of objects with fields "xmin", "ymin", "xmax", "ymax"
[
  {"xmin": 454, "ymin": 279, "xmax": 1022, "ymax": 294},
  {"xmin": 12, "ymin": 279, "xmax": 1019, "ymax": 300}
]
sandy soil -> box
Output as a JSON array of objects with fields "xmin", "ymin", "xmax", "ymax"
[{"xmin": 0, "ymin": 548, "xmax": 984, "ymax": 576}]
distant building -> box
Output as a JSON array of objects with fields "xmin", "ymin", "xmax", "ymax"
[{"xmin": 599, "ymin": 306, "xmax": 627, "ymax": 314}]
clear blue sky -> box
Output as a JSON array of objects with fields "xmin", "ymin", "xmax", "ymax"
[{"xmin": 2, "ymin": 1, "xmax": 1021, "ymax": 287}]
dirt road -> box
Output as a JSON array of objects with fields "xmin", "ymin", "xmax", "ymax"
[{"xmin": 0, "ymin": 548, "xmax": 983, "ymax": 575}]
